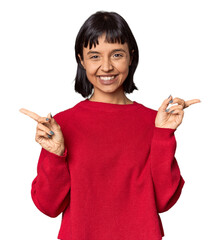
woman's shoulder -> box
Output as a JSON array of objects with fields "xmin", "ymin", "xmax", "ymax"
[
  {"xmin": 136, "ymin": 101, "xmax": 158, "ymax": 117},
  {"xmin": 51, "ymin": 101, "xmax": 84, "ymax": 125},
  {"xmin": 133, "ymin": 101, "xmax": 158, "ymax": 128}
]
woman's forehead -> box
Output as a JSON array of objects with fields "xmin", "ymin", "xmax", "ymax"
[{"xmin": 84, "ymin": 34, "xmax": 129, "ymax": 51}]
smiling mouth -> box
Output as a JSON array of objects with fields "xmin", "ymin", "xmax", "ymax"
[
  {"xmin": 98, "ymin": 75, "xmax": 119, "ymax": 85},
  {"xmin": 98, "ymin": 75, "xmax": 118, "ymax": 81}
]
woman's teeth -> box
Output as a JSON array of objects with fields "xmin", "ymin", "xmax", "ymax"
[
  {"xmin": 99, "ymin": 76, "xmax": 116, "ymax": 80},
  {"xmin": 98, "ymin": 75, "xmax": 118, "ymax": 85}
]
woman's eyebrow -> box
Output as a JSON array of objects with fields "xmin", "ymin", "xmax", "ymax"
[
  {"xmin": 111, "ymin": 49, "xmax": 126, "ymax": 53},
  {"xmin": 87, "ymin": 51, "xmax": 100, "ymax": 55},
  {"xmin": 87, "ymin": 49, "xmax": 127, "ymax": 55}
]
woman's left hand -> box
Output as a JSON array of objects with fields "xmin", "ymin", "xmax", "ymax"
[{"xmin": 155, "ymin": 95, "xmax": 201, "ymax": 129}]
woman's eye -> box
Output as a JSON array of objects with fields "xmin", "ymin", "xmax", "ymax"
[
  {"xmin": 90, "ymin": 55, "xmax": 99, "ymax": 59},
  {"xmin": 113, "ymin": 53, "xmax": 123, "ymax": 58}
]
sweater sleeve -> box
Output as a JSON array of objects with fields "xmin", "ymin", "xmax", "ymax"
[
  {"xmin": 149, "ymin": 127, "xmax": 185, "ymax": 213},
  {"xmin": 31, "ymin": 115, "xmax": 71, "ymax": 218}
]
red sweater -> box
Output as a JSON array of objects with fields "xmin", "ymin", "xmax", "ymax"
[{"xmin": 31, "ymin": 99, "xmax": 185, "ymax": 240}]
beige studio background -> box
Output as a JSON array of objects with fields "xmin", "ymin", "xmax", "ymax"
[{"xmin": 0, "ymin": 0, "xmax": 219, "ymax": 239}]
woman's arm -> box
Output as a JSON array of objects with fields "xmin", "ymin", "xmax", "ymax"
[
  {"xmin": 31, "ymin": 114, "xmax": 71, "ymax": 218},
  {"xmin": 149, "ymin": 127, "xmax": 185, "ymax": 213},
  {"xmin": 150, "ymin": 95, "xmax": 200, "ymax": 212},
  {"xmin": 19, "ymin": 108, "xmax": 71, "ymax": 217}
]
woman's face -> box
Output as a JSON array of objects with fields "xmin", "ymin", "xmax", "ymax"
[{"xmin": 78, "ymin": 34, "xmax": 133, "ymax": 95}]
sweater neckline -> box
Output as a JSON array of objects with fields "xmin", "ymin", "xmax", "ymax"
[{"xmin": 79, "ymin": 99, "xmax": 141, "ymax": 112}]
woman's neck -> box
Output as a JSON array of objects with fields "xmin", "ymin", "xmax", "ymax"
[
  {"xmin": 88, "ymin": 96, "xmax": 133, "ymax": 105},
  {"xmin": 88, "ymin": 88, "xmax": 133, "ymax": 105}
]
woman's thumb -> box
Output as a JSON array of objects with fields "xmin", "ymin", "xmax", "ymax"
[
  {"xmin": 46, "ymin": 112, "xmax": 52, "ymax": 119},
  {"xmin": 48, "ymin": 112, "xmax": 58, "ymax": 126}
]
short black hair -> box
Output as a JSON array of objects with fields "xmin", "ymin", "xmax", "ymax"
[{"xmin": 73, "ymin": 11, "xmax": 139, "ymax": 98}]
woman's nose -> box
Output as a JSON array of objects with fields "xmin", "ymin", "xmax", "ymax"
[{"xmin": 101, "ymin": 58, "xmax": 114, "ymax": 72}]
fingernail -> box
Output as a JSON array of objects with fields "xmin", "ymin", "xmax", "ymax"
[
  {"xmin": 165, "ymin": 108, "xmax": 170, "ymax": 112},
  {"xmin": 48, "ymin": 134, "xmax": 52, "ymax": 138},
  {"xmin": 170, "ymin": 110, "xmax": 174, "ymax": 114},
  {"xmin": 46, "ymin": 118, "xmax": 50, "ymax": 121},
  {"xmin": 168, "ymin": 94, "xmax": 171, "ymax": 99},
  {"xmin": 50, "ymin": 131, "xmax": 54, "ymax": 135},
  {"xmin": 169, "ymin": 99, "xmax": 173, "ymax": 104}
]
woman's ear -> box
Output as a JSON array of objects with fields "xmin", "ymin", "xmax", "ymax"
[
  {"xmin": 129, "ymin": 50, "xmax": 134, "ymax": 66},
  {"xmin": 78, "ymin": 54, "xmax": 85, "ymax": 69}
]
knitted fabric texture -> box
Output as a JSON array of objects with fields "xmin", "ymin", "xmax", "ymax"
[{"xmin": 31, "ymin": 99, "xmax": 185, "ymax": 240}]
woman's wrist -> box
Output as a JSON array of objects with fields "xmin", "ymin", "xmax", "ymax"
[
  {"xmin": 152, "ymin": 127, "xmax": 176, "ymax": 145},
  {"xmin": 53, "ymin": 145, "xmax": 66, "ymax": 156}
]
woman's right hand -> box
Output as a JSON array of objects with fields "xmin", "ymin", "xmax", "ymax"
[{"xmin": 19, "ymin": 108, "xmax": 65, "ymax": 156}]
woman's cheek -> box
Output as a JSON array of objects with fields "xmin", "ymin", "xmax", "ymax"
[
  {"xmin": 90, "ymin": 63, "xmax": 100, "ymax": 74},
  {"xmin": 86, "ymin": 65, "xmax": 97, "ymax": 76},
  {"xmin": 117, "ymin": 59, "xmax": 130, "ymax": 73}
]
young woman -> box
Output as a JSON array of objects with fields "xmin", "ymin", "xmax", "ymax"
[{"xmin": 20, "ymin": 11, "xmax": 200, "ymax": 240}]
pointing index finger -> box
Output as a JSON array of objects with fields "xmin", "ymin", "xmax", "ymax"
[
  {"xmin": 19, "ymin": 108, "xmax": 41, "ymax": 122},
  {"xmin": 184, "ymin": 99, "xmax": 201, "ymax": 108}
]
